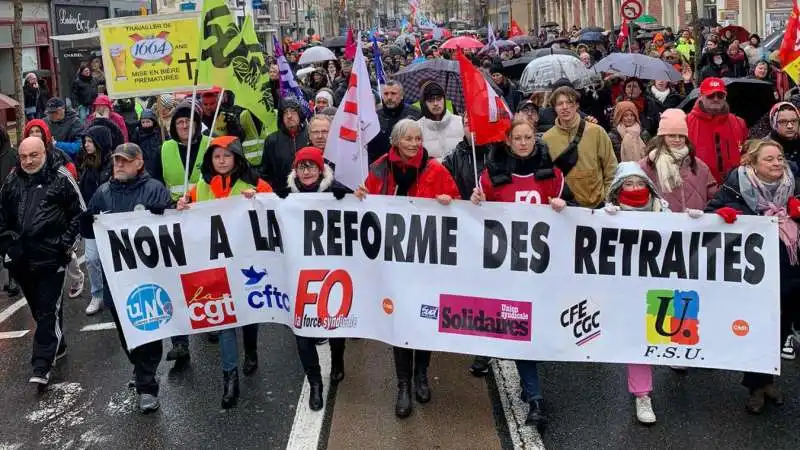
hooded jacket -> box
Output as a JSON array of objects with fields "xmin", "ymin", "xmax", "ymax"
[
  {"xmin": 0, "ymin": 151, "xmax": 85, "ymax": 271},
  {"xmin": 87, "ymin": 95, "xmax": 129, "ymax": 142},
  {"xmin": 23, "ymin": 119, "xmax": 78, "ymax": 179},
  {"xmin": 259, "ymin": 99, "xmax": 310, "ymax": 191},
  {"xmin": 606, "ymin": 161, "xmax": 668, "ymax": 211},
  {"xmin": 132, "ymin": 109, "xmax": 164, "ymax": 183},
  {"xmin": 416, "ymin": 110, "xmax": 465, "ymax": 160},
  {"xmin": 698, "ymin": 50, "xmax": 731, "ymax": 82},
  {"xmin": 442, "ymin": 139, "xmax": 498, "ymax": 200},
  {"xmin": 44, "ymin": 107, "xmax": 82, "ymax": 156},
  {"xmin": 687, "ymin": 101, "xmax": 748, "ymax": 183},
  {"xmin": 367, "ymin": 101, "xmax": 421, "ymax": 163},
  {"xmin": 72, "ymin": 71, "xmax": 98, "ymax": 107},
  {"xmin": 285, "ymin": 163, "xmax": 352, "ymax": 197},
  {"xmin": 161, "ymin": 99, "xmax": 210, "ymax": 198},
  {"xmin": 78, "ymin": 125, "xmax": 114, "ymax": 204},
  {"xmin": 188, "ymin": 137, "xmax": 272, "ymax": 202}
]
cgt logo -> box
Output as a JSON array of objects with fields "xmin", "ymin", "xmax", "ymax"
[
  {"xmin": 126, "ymin": 283, "xmax": 173, "ymax": 331},
  {"xmin": 644, "ymin": 290, "xmax": 703, "ymax": 362},
  {"xmin": 294, "ymin": 269, "xmax": 358, "ymax": 330},
  {"xmin": 241, "ymin": 266, "xmax": 289, "ymax": 312},
  {"xmin": 180, "ymin": 268, "xmax": 236, "ymax": 329}
]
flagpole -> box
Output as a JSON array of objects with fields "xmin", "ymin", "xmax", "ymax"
[
  {"xmin": 467, "ymin": 111, "xmax": 480, "ymax": 192},
  {"xmin": 206, "ymin": 88, "xmax": 225, "ymax": 143},
  {"xmin": 183, "ymin": 68, "xmax": 200, "ymax": 198}
]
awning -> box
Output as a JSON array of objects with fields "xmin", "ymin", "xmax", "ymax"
[
  {"xmin": 49, "ymin": 31, "xmax": 100, "ymax": 42},
  {"xmin": 0, "ymin": 93, "xmax": 20, "ymax": 110}
]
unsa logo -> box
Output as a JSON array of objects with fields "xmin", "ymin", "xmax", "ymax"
[{"xmin": 126, "ymin": 283, "xmax": 173, "ymax": 331}]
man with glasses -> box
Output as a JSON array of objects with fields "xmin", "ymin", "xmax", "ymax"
[{"xmin": 687, "ymin": 77, "xmax": 748, "ymax": 183}]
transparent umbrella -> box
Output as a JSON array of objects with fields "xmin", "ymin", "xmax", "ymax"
[{"xmin": 519, "ymin": 54, "xmax": 599, "ymax": 93}]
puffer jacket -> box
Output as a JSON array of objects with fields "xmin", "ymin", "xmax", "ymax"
[
  {"xmin": 638, "ymin": 154, "xmax": 718, "ymax": 212},
  {"xmin": 259, "ymin": 99, "xmax": 310, "ymax": 191},
  {"xmin": 0, "ymin": 153, "xmax": 85, "ymax": 271},
  {"xmin": 132, "ymin": 109, "xmax": 164, "ymax": 183},
  {"xmin": 285, "ymin": 163, "xmax": 352, "ymax": 197},
  {"xmin": 365, "ymin": 146, "xmax": 460, "ymax": 199},
  {"xmin": 442, "ymin": 139, "xmax": 498, "ymax": 200},
  {"xmin": 416, "ymin": 110, "xmax": 465, "ymax": 160},
  {"xmin": 687, "ymin": 101, "xmax": 748, "ymax": 183}
]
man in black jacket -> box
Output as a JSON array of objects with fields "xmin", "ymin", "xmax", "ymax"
[
  {"xmin": 0, "ymin": 137, "xmax": 84, "ymax": 388},
  {"xmin": 81, "ymin": 143, "xmax": 173, "ymax": 413},
  {"xmin": 442, "ymin": 117, "xmax": 498, "ymax": 201},
  {"xmin": 367, "ymin": 81, "xmax": 421, "ymax": 163},
  {"xmin": 259, "ymin": 98, "xmax": 309, "ymax": 191}
]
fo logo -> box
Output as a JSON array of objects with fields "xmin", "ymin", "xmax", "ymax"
[
  {"xmin": 645, "ymin": 290, "xmax": 699, "ymax": 345},
  {"xmin": 126, "ymin": 284, "xmax": 173, "ymax": 331},
  {"xmin": 180, "ymin": 267, "xmax": 236, "ymax": 329},
  {"xmin": 294, "ymin": 269, "xmax": 358, "ymax": 330}
]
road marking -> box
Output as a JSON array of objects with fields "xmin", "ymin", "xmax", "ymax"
[
  {"xmin": 0, "ymin": 330, "xmax": 29, "ymax": 339},
  {"xmin": 492, "ymin": 359, "xmax": 545, "ymax": 450},
  {"xmin": 0, "ymin": 298, "xmax": 27, "ymax": 325},
  {"xmin": 286, "ymin": 343, "xmax": 331, "ymax": 450},
  {"xmin": 81, "ymin": 322, "xmax": 117, "ymax": 331}
]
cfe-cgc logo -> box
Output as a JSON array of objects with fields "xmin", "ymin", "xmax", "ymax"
[
  {"xmin": 560, "ymin": 299, "xmax": 601, "ymax": 346},
  {"xmin": 644, "ymin": 290, "xmax": 703, "ymax": 361},
  {"xmin": 180, "ymin": 267, "xmax": 237, "ymax": 329},
  {"xmin": 241, "ymin": 266, "xmax": 289, "ymax": 312},
  {"xmin": 126, "ymin": 283, "xmax": 173, "ymax": 331},
  {"xmin": 294, "ymin": 269, "xmax": 358, "ymax": 330},
  {"xmin": 438, "ymin": 294, "xmax": 531, "ymax": 342}
]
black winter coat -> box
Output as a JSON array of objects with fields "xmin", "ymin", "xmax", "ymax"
[
  {"xmin": 367, "ymin": 103, "xmax": 422, "ymax": 163},
  {"xmin": 0, "ymin": 155, "xmax": 84, "ymax": 270},
  {"xmin": 259, "ymin": 100, "xmax": 310, "ymax": 191},
  {"xmin": 132, "ymin": 126, "xmax": 164, "ymax": 184},
  {"xmin": 442, "ymin": 139, "xmax": 496, "ymax": 200},
  {"xmin": 72, "ymin": 73, "xmax": 98, "ymax": 107},
  {"xmin": 23, "ymin": 84, "xmax": 48, "ymax": 118},
  {"xmin": 80, "ymin": 173, "xmax": 173, "ymax": 239},
  {"xmin": 645, "ymin": 89, "xmax": 684, "ymax": 118}
]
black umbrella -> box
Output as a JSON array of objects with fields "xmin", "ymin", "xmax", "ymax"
[
  {"xmin": 501, "ymin": 56, "xmax": 534, "ymax": 79},
  {"xmin": 322, "ymin": 36, "xmax": 347, "ymax": 48},
  {"xmin": 385, "ymin": 45, "xmax": 405, "ymax": 57},
  {"xmin": 580, "ymin": 26, "xmax": 604, "ymax": 34},
  {"xmin": 678, "ymin": 78, "xmax": 776, "ymax": 126},
  {"xmin": 542, "ymin": 21, "xmax": 559, "ymax": 28},
  {"xmin": 510, "ymin": 35, "xmax": 538, "ymax": 47},
  {"xmin": 527, "ymin": 47, "xmax": 577, "ymax": 59},
  {"xmin": 573, "ymin": 31, "xmax": 605, "ymax": 43},
  {"xmin": 543, "ymin": 37, "xmax": 570, "ymax": 47}
]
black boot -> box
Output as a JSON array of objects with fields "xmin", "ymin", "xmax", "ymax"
[
  {"xmin": 525, "ymin": 400, "xmax": 547, "ymax": 429},
  {"xmin": 166, "ymin": 343, "xmax": 190, "ymax": 362},
  {"xmin": 309, "ymin": 380, "xmax": 324, "ymax": 411},
  {"xmin": 242, "ymin": 352, "xmax": 258, "ymax": 376},
  {"xmin": 207, "ymin": 331, "xmax": 219, "ymax": 343},
  {"xmin": 221, "ymin": 368, "xmax": 240, "ymax": 409},
  {"xmin": 414, "ymin": 369, "xmax": 431, "ymax": 403},
  {"xmin": 331, "ymin": 355, "xmax": 345, "ymax": 383},
  {"xmin": 395, "ymin": 380, "xmax": 413, "ymax": 418}
]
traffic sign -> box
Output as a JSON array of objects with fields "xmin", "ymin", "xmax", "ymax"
[{"xmin": 621, "ymin": 0, "xmax": 643, "ymax": 20}]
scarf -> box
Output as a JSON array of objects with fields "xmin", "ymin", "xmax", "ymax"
[
  {"xmin": 648, "ymin": 146, "xmax": 690, "ymax": 193},
  {"xmin": 389, "ymin": 146, "xmax": 428, "ymax": 196},
  {"xmin": 739, "ymin": 165, "xmax": 800, "ymax": 265},
  {"xmin": 650, "ymin": 86, "xmax": 670, "ymax": 103},
  {"xmin": 617, "ymin": 123, "xmax": 647, "ymax": 162},
  {"xmin": 619, "ymin": 187, "xmax": 651, "ymax": 208}
]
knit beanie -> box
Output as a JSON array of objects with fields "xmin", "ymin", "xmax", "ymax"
[
  {"xmin": 158, "ymin": 94, "xmax": 176, "ymax": 110},
  {"xmin": 421, "ymin": 81, "xmax": 446, "ymax": 100},
  {"xmin": 293, "ymin": 147, "xmax": 324, "ymax": 171},
  {"xmin": 315, "ymin": 88, "xmax": 335, "ymax": 106},
  {"xmin": 657, "ymin": 108, "xmax": 689, "ymax": 136},
  {"xmin": 613, "ymin": 101, "xmax": 640, "ymax": 126}
]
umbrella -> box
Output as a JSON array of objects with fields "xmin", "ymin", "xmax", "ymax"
[
  {"xmin": 634, "ymin": 14, "xmax": 657, "ymax": 24},
  {"xmin": 594, "ymin": 53, "xmax": 681, "ymax": 81},
  {"xmin": 678, "ymin": 78, "xmax": 776, "ymax": 126},
  {"xmin": 385, "ymin": 44, "xmax": 406, "ymax": 57},
  {"xmin": 720, "ymin": 25, "xmax": 749, "ymax": 43},
  {"xmin": 501, "ymin": 57, "xmax": 535, "ymax": 79},
  {"xmin": 322, "ymin": 36, "xmax": 347, "ymax": 48},
  {"xmin": 390, "ymin": 59, "xmax": 502, "ymax": 113},
  {"xmin": 395, "ymin": 33, "xmax": 416, "ymax": 48},
  {"xmin": 441, "ymin": 36, "xmax": 484, "ymax": 50},
  {"xmin": 510, "ymin": 35, "xmax": 538, "ymax": 47},
  {"xmin": 580, "ymin": 26, "xmax": 604, "ymax": 34},
  {"xmin": 297, "ymin": 46, "xmax": 336, "ymax": 65},
  {"xmin": 527, "ymin": 47, "xmax": 577, "ymax": 58},
  {"xmin": 764, "ymin": 29, "xmax": 783, "ymax": 52},
  {"xmin": 519, "ymin": 54, "xmax": 599, "ymax": 93},
  {"xmin": 478, "ymin": 39, "xmax": 518, "ymax": 54},
  {"xmin": 640, "ymin": 23, "xmax": 666, "ymax": 31},
  {"xmin": 420, "ymin": 39, "xmax": 441, "ymax": 51},
  {"xmin": 542, "ymin": 37, "xmax": 569, "ymax": 47},
  {"xmin": 542, "ymin": 21, "xmax": 559, "ymax": 28},
  {"xmin": 573, "ymin": 32, "xmax": 604, "ymax": 43}
]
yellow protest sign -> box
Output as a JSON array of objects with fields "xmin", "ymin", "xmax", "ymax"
[
  {"xmin": 784, "ymin": 57, "xmax": 800, "ymax": 85},
  {"xmin": 97, "ymin": 13, "xmax": 209, "ymax": 98}
]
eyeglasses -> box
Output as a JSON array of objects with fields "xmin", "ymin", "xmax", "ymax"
[
  {"xmin": 778, "ymin": 119, "xmax": 799, "ymax": 127},
  {"xmin": 297, "ymin": 162, "xmax": 319, "ymax": 172}
]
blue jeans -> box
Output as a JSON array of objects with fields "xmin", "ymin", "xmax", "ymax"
[
  {"xmin": 219, "ymin": 328, "xmax": 238, "ymax": 371},
  {"xmin": 84, "ymin": 238, "xmax": 104, "ymax": 299},
  {"xmin": 515, "ymin": 360, "xmax": 542, "ymax": 402}
]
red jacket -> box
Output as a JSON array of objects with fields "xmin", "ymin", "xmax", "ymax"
[
  {"xmin": 23, "ymin": 119, "xmax": 78, "ymax": 180},
  {"xmin": 365, "ymin": 147, "xmax": 460, "ymax": 199},
  {"xmin": 687, "ymin": 103, "xmax": 748, "ymax": 183}
]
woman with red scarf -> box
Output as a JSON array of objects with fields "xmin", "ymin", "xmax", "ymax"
[{"xmin": 354, "ymin": 118, "xmax": 459, "ymax": 419}]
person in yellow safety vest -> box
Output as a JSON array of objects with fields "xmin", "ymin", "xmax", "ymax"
[
  {"xmin": 160, "ymin": 98, "xmax": 210, "ymax": 200},
  {"xmin": 240, "ymin": 107, "xmax": 278, "ymax": 166},
  {"xmin": 176, "ymin": 135, "xmax": 273, "ymax": 410}
]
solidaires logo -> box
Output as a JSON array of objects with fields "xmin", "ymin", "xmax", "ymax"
[{"xmin": 645, "ymin": 290, "xmax": 699, "ymax": 345}]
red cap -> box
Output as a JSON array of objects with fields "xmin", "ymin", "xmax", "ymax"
[
  {"xmin": 293, "ymin": 147, "xmax": 324, "ymax": 171},
  {"xmin": 699, "ymin": 77, "xmax": 726, "ymax": 97}
]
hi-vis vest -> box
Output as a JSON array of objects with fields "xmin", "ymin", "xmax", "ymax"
[
  {"xmin": 195, "ymin": 178, "xmax": 254, "ymax": 201},
  {"xmin": 161, "ymin": 136, "xmax": 210, "ymax": 200},
  {"xmin": 240, "ymin": 109, "xmax": 278, "ymax": 166}
]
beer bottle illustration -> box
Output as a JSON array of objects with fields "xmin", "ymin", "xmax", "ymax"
[{"xmin": 110, "ymin": 45, "xmax": 128, "ymax": 81}]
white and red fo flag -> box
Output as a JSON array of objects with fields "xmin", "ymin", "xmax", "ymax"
[
  {"xmin": 456, "ymin": 51, "xmax": 511, "ymax": 146},
  {"xmin": 325, "ymin": 39, "xmax": 380, "ymax": 190}
]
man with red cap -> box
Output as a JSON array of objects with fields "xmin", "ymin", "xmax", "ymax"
[{"xmin": 687, "ymin": 77, "xmax": 748, "ymax": 183}]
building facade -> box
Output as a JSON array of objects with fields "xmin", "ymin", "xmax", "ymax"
[{"xmin": 0, "ymin": 1, "xmax": 56, "ymax": 97}]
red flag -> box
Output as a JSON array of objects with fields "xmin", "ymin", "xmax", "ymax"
[
  {"xmin": 508, "ymin": 19, "xmax": 524, "ymax": 38},
  {"xmin": 414, "ymin": 38, "xmax": 423, "ymax": 59},
  {"xmin": 616, "ymin": 19, "xmax": 629, "ymax": 50},
  {"xmin": 780, "ymin": 1, "xmax": 800, "ymax": 66},
  {"xmin": 345, "ymin": 27, "xmax": 356, "ymax": 60},
  {"xmin": 456, "ymin": 51, "xmax": 511, "ymax": 145}
]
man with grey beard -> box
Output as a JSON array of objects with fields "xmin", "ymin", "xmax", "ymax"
[
  {"xmin": 0, "ymin": 137, "xmax": 84, "ymax": 389},
  {"xmin": 80, "ymin": 143, "xmax": 173, "ymax": 413}
]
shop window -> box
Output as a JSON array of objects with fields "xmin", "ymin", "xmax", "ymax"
[
  {"xmin": 22, "ymin": 48, "xmax": 39, "ymax": 73},
  {"xmin": 22, "ymin": 24, "xmax": 35, "ymax": 46}
]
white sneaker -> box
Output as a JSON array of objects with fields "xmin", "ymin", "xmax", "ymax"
[
  {"xmin": 85, "ymin": 296, "xmax": 103, "ymax": 315},
  {"xmin": 781, "ymin": 335, "xmax": 796, "ymax": 360},
  {"xmin": 68, "ymin": 271, "xmax": 85, "ymax": 298},
  {"xmin": 635, "ymin": 395, "xmax": 656, "ymax": 424}
]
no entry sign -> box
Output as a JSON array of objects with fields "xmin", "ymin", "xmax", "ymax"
[{"xmin": 621, "ymin": 0, "xmax": 643, "ymax": 20}]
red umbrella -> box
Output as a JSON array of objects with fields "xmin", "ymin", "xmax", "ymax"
[
  {"xmin": 720, "ymin": 25, "xmax": 749, "ymax": 43},
  {"xmin": 441, "ymin": 36, "xmax": 484, "ymax": 50},
  {"xmin": 423, "ymin": 32, "xmax": 433, "ymax": 40}
]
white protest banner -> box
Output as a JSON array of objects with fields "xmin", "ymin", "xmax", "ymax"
[{"xmin": 94, "ymin": 195, "xmax": 781, "ymax": 374}]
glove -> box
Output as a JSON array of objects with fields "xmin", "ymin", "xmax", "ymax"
[
  {"xmin": 604, "ymin": 204, "xmax": 620, "ymax": 215},
  {"xmin": 715, "ymin": 207, "xmax": 739, "ymax": 224},
  {"xmin": 6, "ymin": 243, "xmax": 22, "ymax": 263},
  {"xmin": 332, "ymin": 187, "xmax": 347, "ymax": 200},
  {"xmin": 788, "ymin": 197, "xmax": 800, "ymax": 219},
  {"xmin": 275, "ymin": 188, "xmax": 290, "ymax": 199},
  {"xmin": 147, "ymin": 206, "xmax": 165, "ymax": 215},
  {"xmin": 686, "ymin": 209, "xmax": 704, "ymax": 219}
]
